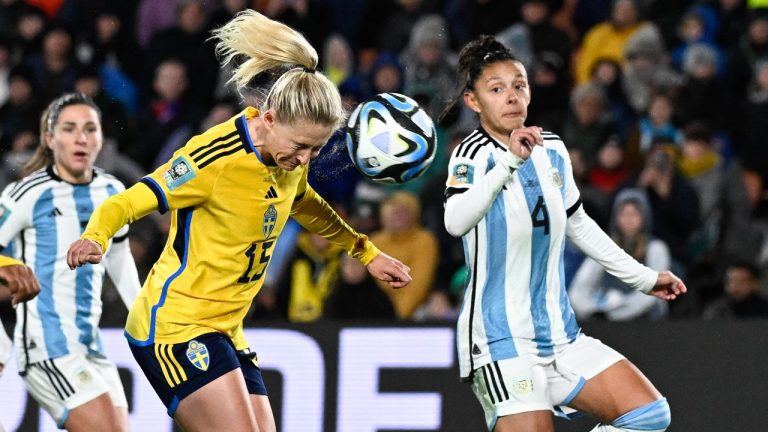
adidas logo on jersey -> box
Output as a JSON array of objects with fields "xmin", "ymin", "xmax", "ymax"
[
  {"xmin": 472, "ymin": 344, "xmax": 481, "ymax": 355},
  {"xmin": 48, "ymin": 207, "xmax": 62, "ymax": 217},
  {"xmin": 264, "ymin": 186, "xmax": 278, "ymax": 199}
]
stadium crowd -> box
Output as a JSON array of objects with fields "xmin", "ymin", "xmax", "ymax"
[{"xmin": 1, "ymin": 0, "xmax": 768, "ymax": 333}]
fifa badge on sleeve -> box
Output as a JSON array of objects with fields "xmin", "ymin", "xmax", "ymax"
[{"xmin": 164, "ymin": 156, "xmax": 197, "ymax": 190}]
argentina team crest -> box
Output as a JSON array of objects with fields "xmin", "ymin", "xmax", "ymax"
[
  {"xmin": 549, "ymin": 167, "xmax": 563, "ymax": 188},
  {"xmin": 263, "ymin": 204, "xmax": 277, "ymax": 238},
  {"xmin": 186, "ymin": 340, "xmax": 210, "ymax": 371}
]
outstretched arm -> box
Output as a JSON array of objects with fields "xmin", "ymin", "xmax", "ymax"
[{"xmin": 67, "ymin": 183, "xmax": 158, "ymax": 269}]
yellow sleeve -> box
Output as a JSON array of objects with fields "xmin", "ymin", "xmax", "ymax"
[
  {"xmin": 81, "ymin": 183, "xmax": 159, "ymax": 251},
  {"xmin": 290, "ymin": 184, "xmax": 380, "ymax": 265},
  {"xmin": 0, "ymin": 255, "xmax": 23, "ymax": 267},
  {"xmin": 141, "ymin": 149, "xmax": 215, "ymax": 214}
]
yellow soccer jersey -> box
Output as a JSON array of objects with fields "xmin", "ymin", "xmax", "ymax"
[
  {"xmin": 0, "ymin": 255, "xmax": 22, "ymax": 267},
  {"xmin": 82, "ymin": 108, "xmax": 378, "ymax": 350}
]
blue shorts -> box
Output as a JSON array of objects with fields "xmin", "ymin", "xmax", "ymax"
[{"xmin": 128, "ymin": 332, "xmax": 267, "ymax": 417}]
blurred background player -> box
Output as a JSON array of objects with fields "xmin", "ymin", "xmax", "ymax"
[{"xmin": 0, "ymin": 93, "xmax": 140, "ymax": 431}]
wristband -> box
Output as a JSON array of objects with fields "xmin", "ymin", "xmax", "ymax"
[{"xmin": 499, "ymin": 151, "xmax": 525, "ymax": 173}]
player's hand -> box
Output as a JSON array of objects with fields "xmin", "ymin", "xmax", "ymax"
[
  {"xmin": 0, "ymin": 264, "xmax": 40, "ymax": 305},
  {"xmin": 648, "ymin": 271, "xmax": 687, "ymax": 301},
  {"xmin": 508, "ymin": 126, "xmax": 544, "ymax": 160},
  {"xmin": 366, "ymin": 253, "xmax": 412, "ymax": 289},
  {"xmin": 66, "ymin": 239, "xmax": 104, "ymax": 270}
]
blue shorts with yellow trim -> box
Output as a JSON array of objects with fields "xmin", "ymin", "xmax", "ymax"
[{"xmin": 128, "ymin": 332, "xmax": 267, "ymax": 417}]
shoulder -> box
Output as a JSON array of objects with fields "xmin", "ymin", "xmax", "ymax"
[
  {"xmin": 541, "ymin": 131, "xmax": 568, "ymax": 155},
  {"xmin": 93, "ymin": 168, "xmax": 124, "ymax": 186},
  {"xmin": 451, "ymin": 128, "xmax": 504, "ymax": 163},
  {"xmin": 3, "ymin": 168, "xmax": 55, "ymax": 204},
  {"xmin": 183, "ymin": 118, "xmax": 248, "ymax": 171}
]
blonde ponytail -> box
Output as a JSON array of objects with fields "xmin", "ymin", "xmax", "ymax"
[{"xmin": 212, "ymin": 10, "xmax": 345, "ymax": 129}]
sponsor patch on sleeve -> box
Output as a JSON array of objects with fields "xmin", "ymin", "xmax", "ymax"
[
  {"xmin": 164, "ymin": 156, "xmax": 197, "ymax": 190},
  {"xmin": 448, "ymin": 163, "xmax": 474, "ymax": 186},
  {"xmin": 0, "ymin": 204, "xmax": 10, "ymax": 227}
]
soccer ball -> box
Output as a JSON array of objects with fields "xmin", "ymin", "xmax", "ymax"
[{"xmin": 345, "ymin": 93, "xmax": 437, "ymax": 184}]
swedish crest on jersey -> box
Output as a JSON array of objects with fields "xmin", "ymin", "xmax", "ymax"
[
  {"xmin": 263, "ymin": 204, "xmax": 277, "ymax": 238},
  {"xmin": 164, "ymin": 156, "xmax": 197, "ymax": 190},
  {"xmin": 186, "ymin": 340, "xmax": 210, "ymax": 371}
]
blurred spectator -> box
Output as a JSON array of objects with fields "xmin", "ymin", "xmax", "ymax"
[
  {"xmin": 726, "ymin": 8, "xmax": 768, "ymax": 105},
  {"xmin": 621, "ymin": 23, "xmax": 683, "ymax": 115},
  {"xmin": 77, "ymin": 6, "xmax": 141, "ymax": 82},
  {"xmin": 714, "ymin": 0, "xmax": 749, "ymax": 51},
  {"xmin": 322, "ymin": 33, "xmax": 354, "ymax": 87},
  {"xmin": 703, "ymin": 261, "xmax": 768, "ymax": 318},
  {"xmin": 570, "ymin": 188, "xmax": 670, "ymax": 320},
  {"xmin": 678, "ymin": 122, "xmax": 752, "ymax": 265},
  {"xmin": 143, "ymin": 0, "xmax": 220, "ymax": 106},
  {"xmin": 736, "ymin": 59, "xmax": 768, "ymax": 183},
  {"xmin": 325, "ymin": 253, "xmax": 396, "ymax": 320},
  {"xmin": 370, "ymin": 191, "xmax": 439, "ymax": 319},
  {"xmin": 25, "ymin": 26, "xmax": 81, "ymax": 102},
  {"xmin": 274, "ymin": 230, "xmax": 344, "ymax": 322},
  {"xmin": 575, "ymin": 0, "xmax": 643, "ymax": 84},
  {"xmin": 498, "ymin": 0, "xmax": 571, "ymax": 132},
  {"xmin": 0, "ymin": 38, "xmax": 11, "ymax": 106},
  {"xmin": 676, "ymin": 43, "xmax": 726, "ymax": 129},
  {"xmin": 135, "ymin": 0, "xmax": 177, "ymax": 48},
  {"xmin": 9, "ymin": 4, "xmax": 47, "ymax": 60},
  {"xmin": 497, "ymin": 0, "xmax": 571, "ymax": 77},
  {"xmin": 132, "ymin": 58, "xmax": 204, "ymax": 170},
  {"xmin": 630, "ymin": 92, "xmax": 683, "ymax": 156},
  {"xmin": 589, "ymin": 134, "xmax": 630, "ymax": 196},
  {"xmin": 0, "ymin": 65, "xmax": 40, "ymax": 151},
  {"xmin": 74, "ymin": 65, "xmax": 131, "ymax": 150},
  {"xmin": 560, "ymin": 81, "xmax": 616, "ymax": 170},
  {"xmin": 628, "ymin": 142, "xmax": 700, "ymax": 267},
  {"xmin": 401, "ymin": 14, "xmax": 457, "ymax": 115},
  {"xmin": 589, "ymin": 58, "xmax": 635, "ymax": 139},
  {"xmin": 670, "ymin": 4, "xmax": 727, "ymax": 78}
]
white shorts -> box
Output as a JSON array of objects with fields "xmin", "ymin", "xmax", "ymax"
[
  {"xmin": 23, "ymin": 353, "xmax": 128, "ymax": 428},
  {"xmin": 470, "ymin": 334, "xmax": 624, "ymax": 431}
]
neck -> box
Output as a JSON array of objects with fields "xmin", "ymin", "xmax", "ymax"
[
  {"xmin": 483, "ymin": 124, "xmax": 513, "ymax": 148},
  {"xmin": 53, "ymin": 164, "xmax": 91, "ymax": 184}
]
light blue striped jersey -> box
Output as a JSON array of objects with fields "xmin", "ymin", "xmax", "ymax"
[
  {"xmin": 445, "ymin": 128, "xmax": 582, "ymax": 379},
  {"xmin": 0, "ymin": 166, "xmax": 128, "ymax": 369}
]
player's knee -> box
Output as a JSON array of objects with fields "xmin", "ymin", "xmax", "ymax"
[{"xmin": 611, "ymin": 398, "xmax": 671, "ymax": 432}]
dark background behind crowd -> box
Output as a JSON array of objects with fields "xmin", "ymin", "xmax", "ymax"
[{"xmin": 1, "ymin": 0, "xmax": 768, "ymax": 336}]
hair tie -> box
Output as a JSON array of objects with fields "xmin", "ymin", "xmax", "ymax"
[{"xmin": 302, "ymin": 67, "xmax": 317, "ymax": 74}]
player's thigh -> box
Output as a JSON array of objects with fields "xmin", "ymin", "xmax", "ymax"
[
  {"xmin": 65, "ymin": 394, "xmax": 128, "ymax": 432},
  {"xmin": 23, "ymin": 354, "xmax": 126, "ymax": 429},
  {"xmin": 250, "ymin": 394, "xmax": 276, "ymax": 432},
  {"xmin": 239, "ymin": 350, "xmax": 275, "ymax": 432},
  {"xmin": 174, "ymin": 368, "xmax": 258, "ymax": 432},
  {"xmin": 470, "ymin": 357, "xmax": 554, "ymax": 432},
  {"xmin": 569, "ymin": 358, "xmax": 661, "ymax": 422}
]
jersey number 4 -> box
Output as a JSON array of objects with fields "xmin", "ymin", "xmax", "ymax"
[
  {"xmin": 532, "ymin": 196, "xmax": 550, "ymax": 235},
  {"xmin": 238, "ymin": 240, "xmax": 275, "ymax": 283}
]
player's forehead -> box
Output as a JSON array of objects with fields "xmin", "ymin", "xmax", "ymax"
[{"xmin": 477, "ymin": 60, "xmax": 527, "ymax": 83}]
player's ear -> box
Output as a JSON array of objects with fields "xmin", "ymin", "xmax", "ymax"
[
  {"xmin": 262, "ymin": 110, "xmax": 277, "ymax": 130},
  {"xmin": 463, "ymin": 91, "xmax": 481, "ymax": 113}
]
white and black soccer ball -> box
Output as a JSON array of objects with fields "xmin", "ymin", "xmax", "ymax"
[{"xmin": 345, "ymin": 93, "xmax": 437, "ymax": 184}]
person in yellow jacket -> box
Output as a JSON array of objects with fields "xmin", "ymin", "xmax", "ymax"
[{"xmin": 66, "ymin": 10, "xmax": 411, "ymax": 432}]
